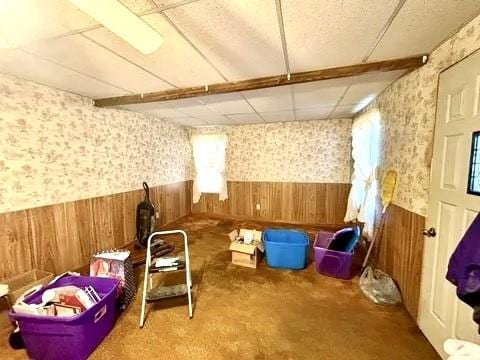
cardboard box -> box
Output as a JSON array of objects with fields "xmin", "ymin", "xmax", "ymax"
[
  {"xmin": 2, "ymin": 269, "xmax": 54, "ymax": 304},
  {"xmin": 229, "ymin": 229, "xmax": 264, "ymax": 269}
]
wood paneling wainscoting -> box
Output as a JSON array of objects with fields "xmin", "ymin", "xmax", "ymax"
[
  {"xmin": 192, "ymin": 181, "xmax": 350, "ymax": 225},
  {"xmin": 371, "ymin": 203, "xmax": 426, "ymax": 319},
  {"xmin": 1, "ymin": 180, "xmax": 424, "ymax": 320},
  {"xmin": 0, "ymin": 181, "xmax": 192, "ymax": 280}
]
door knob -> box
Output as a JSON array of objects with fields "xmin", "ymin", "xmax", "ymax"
[{"xmin": 423, "ymin": 227, "xmax": 437, "ymax": 237}]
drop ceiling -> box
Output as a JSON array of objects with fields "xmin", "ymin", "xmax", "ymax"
[{"xmin": 0, "ymin": 0, "xmax": 479, "ymax": 126}]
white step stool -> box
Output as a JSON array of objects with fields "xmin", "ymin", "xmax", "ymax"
[{"xmin": 139, "ymin": 230, "xmax": 193, "ymax": 328}]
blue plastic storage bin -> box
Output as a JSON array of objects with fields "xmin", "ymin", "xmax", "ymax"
[{"xmin": 263, "ymin": 229, "xmax": 309, "ymax": 270}]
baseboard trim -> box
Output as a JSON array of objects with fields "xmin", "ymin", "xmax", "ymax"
[
  {"xmin": 191, "ymin": 181, "xmax": 350, "ymax": 225},
  {"xmin": 189, "ymin": 212, "xmax": 346, "ymax": 229}
]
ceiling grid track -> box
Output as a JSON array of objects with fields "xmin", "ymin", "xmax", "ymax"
[
  {"xmin": 327, "ymin": 86, "xmax": 350, "ymax": 120},
  {"xmin": 275, "ymin": 0, "xmax": 296, "ymax": 122},
  {"xmin": 160, "ymin": 10, "xmax": 234, "ymax": 123},
  {"xmin": 275, "ymin": 0, "xmax": 291, "ymax": 75},
  {"xmin": 132, "ymin": 0, "xmax": 203, "ymax": 18},
  {"xmin": 6, "ymin": 0, "xmax": 474, "ymax": 127},
  {"xmin": 145, "ymin": 0, "xmax": 202, "ymax": 14},
  {"xmin": 49, "ymin": 24, "xmax": 104, "ymax": 42},
  {"xmin": 20, "ymin": 48, "xmax": 132, "ymax": 94},
  {"xmin": 362, "ymin": 0, "xmax": 406, "ymax": 62},
  {"xmin": 146, "ymin": 0, "xmax": 159, "ymax": 9},
  {"xmin": 290, "ymin": 87, "xmax": 297, "ymax": 121},
  {"xmin": 160, "ymin": 7, "xmax": 261, "ymax": 125},
  {"xmin": 160, "ymin": 13, "xmax": 228, "ymax": 83},
  {"xmin": 334, "ymin": 0, "xmax": 406, "ymax": 120},
  {"xmin": 240, "ymin": 95, "xmax": 268, "ymax": 123},
  {"xmin": 80, "ymin": 33, "xmax": 178, "ymax": 88}
]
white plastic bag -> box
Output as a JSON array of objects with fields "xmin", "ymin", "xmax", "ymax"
[
  {"xmin": 444, "ymin": 339, "xmax": 480, "ymax": 360},
  {"xmin": 359, "ymin": 266, "xmax": 402, "ymax": 305}
]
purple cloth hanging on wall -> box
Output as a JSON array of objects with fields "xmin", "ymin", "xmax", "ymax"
[{"xmin": 446, "ymin": 213, "xmax": 480, "ymax": 307}]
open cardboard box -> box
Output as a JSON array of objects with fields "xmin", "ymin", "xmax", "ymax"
[{"xmin": 228, "ymin": 229, "xmax": 264, "ymax": 269}]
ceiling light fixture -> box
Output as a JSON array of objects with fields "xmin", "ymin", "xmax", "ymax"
[{"xmin": 68, "ymin": 0, "xmax": 163, "ymax": 54}]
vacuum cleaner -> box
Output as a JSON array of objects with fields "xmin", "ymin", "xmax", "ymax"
[{"xmin": 135, "ymin": 182, "xmax": 156, "ymax": 248}]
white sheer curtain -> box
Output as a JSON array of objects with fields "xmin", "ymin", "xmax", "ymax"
[
  {"xmin": 344, "ymin": 111, "xmax": 381, "ymax": 238},
  {"xmin": 191, "ymin": 133, "xmax": 228, "ymax": 203}
]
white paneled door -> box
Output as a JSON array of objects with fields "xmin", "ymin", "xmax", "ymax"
[{"xmin": 419, "ymin": 50, "xmax": 480, "ymax": 358}]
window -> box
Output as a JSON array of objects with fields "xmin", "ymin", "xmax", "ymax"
[
  {"xmin": 468, "ymin": 131, "xmax": 480, "ymax": 196},
  {"xmin": 191, "ymin": 133, "xmax": 228, "ymax": 203},
  {"xmin": 344, "ymin": 110, "xmax": 381, "ymax": 238}
]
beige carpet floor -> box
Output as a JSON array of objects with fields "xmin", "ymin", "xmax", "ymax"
[{"xmin": 1, "ymin": 215, "xmax": 439, "ymax": 359}]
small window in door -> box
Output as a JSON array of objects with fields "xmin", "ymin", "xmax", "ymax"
[{"xmin": 467, "ymin": 131, "xmax": 480, "ymax": 195}]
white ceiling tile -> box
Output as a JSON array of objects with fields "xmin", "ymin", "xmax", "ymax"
[
  {"xmin": 370, "ymin": 0, "xmax": 480, "ymax": 61},
  {"xmin": 153, "ymin": 0, "xmax": 196, "ymax": 9},
  {"xmin": 171, "ymin": 102, "xmax": 231, "ymax": 124},
  {"xmin": 169, "ymin": 117, "xmax": 208, "ymax": 126},
  {"xmin": 83, "ymin": 13, "xmax": 223, "ymax": 87},
  {"xmin": 293, "ymin": 78, "xmax": 350, "ymax": 108},
  {"xmin": 259, "ymin": 110, "xmax": 295, "ymax": 123},
  {"xmin": 282, "ymin": 0, "xmax": 398, "ymax": 71},
  {"xmin": 242, "ymin": 86, "xmax": 293, "ymax": 112},
  {"xmin": 165, "ymin": 0, "xmax": 285, "ymax": 80},
  {"xmin": 0, "ymin": 0, "xmax": 97, "ymax": 48},
  {"xmin": 199, "ymin": 93, "xmax": 254, "ymax": 114},
  {"xmin": 119, "ymin": 0, "xmax": 157, "ymax": 14},
  {"xmin": 204, "ymin": 116, "xmax": 230, "ymax": 125},
  {"xmin": 0, "ymin": 48, "xmax": 125, "ymax": 98},
  {"xmin": 295, "ymin": 106, "xmax": 332, "ymax": 121},
  {"xmin": 144, "ymin": 107, "xmax": 188, "ymax": 118},
  {"xmin": 204, "ymin": 116, "xmax": 236, "ymax": 125},
  {"xmin": 119, "ymin": 102, "xmax": 164, "ymax": 111},
  {"xmin": 340, "ymin": 70, "xmax": 406, "ymax": 105},
  {"xmin": 330, "ymin": 105, "xmax": 356, "ymax": 119},
  {"xmin": 161, "ymin": 97, "xmax": 203, "ymax": 108},
  {"xmin": 227, "ymin": 113, "xmax": 264, "ymax": 125},
  {"xmin": 119, "ymin": 102, "xmax": 187, "ymax": 118},
  {"xmin": 172, "ymin": 103, "xmax": 220, "ymax": 118},
  {"xmin": 23, "ymin": 34, "xmax": 172, "ymax": 95},
  {"xmin": 120, "ymin": 97, "xmax": 239, "ymax": 125}
]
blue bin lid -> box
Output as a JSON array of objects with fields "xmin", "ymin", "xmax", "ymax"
[{"xmin": 328, "ymin": 226, "xmax": 360, "ymax": 253}]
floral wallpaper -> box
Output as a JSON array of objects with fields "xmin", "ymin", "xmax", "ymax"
[
  {"xmin": 192, "ymin": 118, "xmax": 352, "ymax": 183},
  {"xmin": 356, "ymin": 13, "xmax": 480, "ymax": 216},
  {"xmin": 0, "ymin": 73, "xmax": 192, "ymax": 214}
]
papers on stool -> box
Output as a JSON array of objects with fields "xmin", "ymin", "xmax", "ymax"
[
  {"xmin": 152, "ymin": 256, "xmax": 185, "ymax": 272},
  {"xmin": 155, "ymin": 257, "xmax": 179, "ymax": 267}
]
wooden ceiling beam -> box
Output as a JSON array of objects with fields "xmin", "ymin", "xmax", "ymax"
[{"xmin": 94, "ymin": 55, "xmax": 428, "ymax": 107}]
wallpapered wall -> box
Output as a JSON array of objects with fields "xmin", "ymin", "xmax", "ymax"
[
  {"xmin": 357, "ymin": 13, "xmax": 480, "ymax": 216},
  {"xmin": 0, "ymin": 73, "xmax": 192, "ymax": 214},
  {"xmin": 192, "ymin": 118, "xmax": 353, "ymax": 183}
]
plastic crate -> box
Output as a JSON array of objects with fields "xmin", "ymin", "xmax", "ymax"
[
  {"xmin": 313, "ymin": 230, "xmax": 356, "ymax": 279},
  {"xmin": 263, "ymin": 229, "xmax": 309, "ymax": 270},
  {"xmin": 9, "ymin": 276, "xmax": 119, "ymax": 360}
]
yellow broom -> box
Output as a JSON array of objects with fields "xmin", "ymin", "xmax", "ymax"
[{"xmin": 361, "ymin": 170, "xmax": 397, "ymax": 271}]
